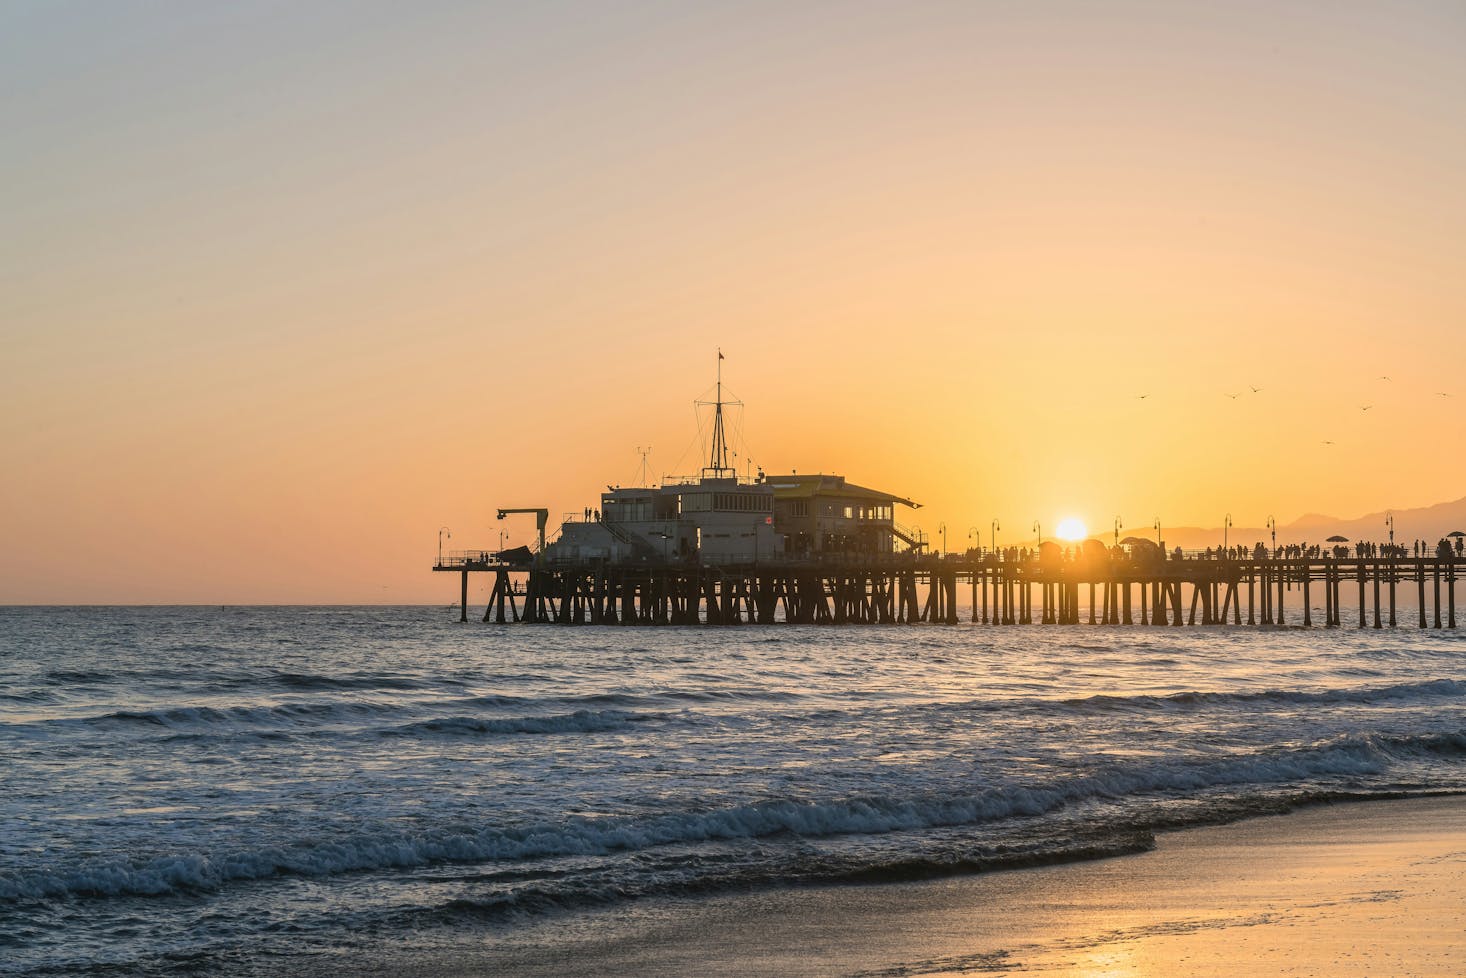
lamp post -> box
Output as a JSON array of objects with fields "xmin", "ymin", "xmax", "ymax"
[
  {"xmin": 438, "ymin": 526, "xmax": 451, "ymax": 565},
  {"xmin": 968, "ymin": 526, "xmax": 980, "ymax": 555},
  {"xmin": 1386, "ymin": 511, "xmax": 1394, "ymax": 549},
  {"xmin": 1224, "ymin": 513, "xmax": 1232, "ymax": 553},
  {"xmin": 992, "ymin": 519, "xmax": 1001, "ymax": 558},
  {"xmin": 1032, "ymin": 520, "xmax": 1042, "ymax": 548},
  {"xmin": 1267, "ymin": 515, "xmax": 1276, "ymax": 553},
  {"xmin": 1153, "ymin": 517, "xmax": 1161, "ymax": 549},
  {"xmin": 938, "ymin": 521, "xmax": 947, "ymax": 557},
  {"xmin": 1114, "ymin": 516, "xmax": 1123, "ymax": 548}
]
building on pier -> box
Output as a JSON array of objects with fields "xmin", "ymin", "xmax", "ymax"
[
  {"xmin": 546, "ymin": 359, "xmax": 919, "ymax": 565},
  {"xmin": 553, "ymin": 477, "xmax": 782, "ymax": 564},
  {"xmin": 765, "ymin": 474, "xmax": 920, "ymax": 556}
]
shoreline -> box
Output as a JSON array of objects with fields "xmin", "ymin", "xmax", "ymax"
[{"xmin": 354, "ymin": 793, "xmax": 1466, "ymax": 977}]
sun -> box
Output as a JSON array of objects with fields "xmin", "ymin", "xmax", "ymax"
[{"xmin": 1055, "ymin": 517, "xmax": 1088, "ymax": 542}]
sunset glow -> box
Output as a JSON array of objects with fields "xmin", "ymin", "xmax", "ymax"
[{"xmin": 3, "ymin": 4, "xmax": 1465, "ymax": 603}]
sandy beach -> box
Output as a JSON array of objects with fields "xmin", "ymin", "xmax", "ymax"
[{"xmin": 383, "ymin": 794, "xmax": 1466, "ymax": 977}]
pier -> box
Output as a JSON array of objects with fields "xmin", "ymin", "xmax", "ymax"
[{"xmin": 433, "ymin": 550, "xmax": 1459, "ymax": 629}]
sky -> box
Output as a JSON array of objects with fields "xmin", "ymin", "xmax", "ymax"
[{"xmin": 3, "ymin": 1, "xmax": 1465, "ymax": 603}]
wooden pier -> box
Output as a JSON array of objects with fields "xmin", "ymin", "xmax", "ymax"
[{"xmin": 433, "ymin": 551, "xmax": 1459, "ymax": 629}]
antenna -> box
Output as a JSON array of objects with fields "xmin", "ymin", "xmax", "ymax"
[{"xmin": 635, "ymin": 446, "xmax": 652, "ymax": 488}]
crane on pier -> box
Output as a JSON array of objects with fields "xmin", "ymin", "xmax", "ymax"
[{"xmin": 496, "ymin": 508, "xmax": 548, "ymax": 556}]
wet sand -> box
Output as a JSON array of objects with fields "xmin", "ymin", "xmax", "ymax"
[{"xmin": 371, "ymin": 795, "xmax": 1466, "ymax": 977}]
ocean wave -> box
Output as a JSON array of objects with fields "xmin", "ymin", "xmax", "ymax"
[
  {"xmin": 271, "ymin": 671, "xmax": 438, "ymax": 691},
  {"xmin": 0, "ymin": 689, "xmax": 58, "ymax": 704},
  {"xmin": 779, "ymin": 678, "xmax": 1466, "ymax": 729},
  {"xmin": 421, "ymin": 830, "xmax": 1161, "ymax": 922},
  {"xmin": 2, "ymin": 700, "xmax": 684, "ymax": 740},
  {"xmin": 391, "ymin": 788, "xmax": 1458, "ymax": 925},
  {"xmin": 40, "ymin": 670, "xmax": 114, "ymax": 685},
  {"xmin": 5, "ymin": 728, "xmax": 1459, "ymax": 903},
  {"xmin": 33, "ymin": 667, "xmax": 444, "ymax": 696},
  {"xmin": 1058, "ymin": 678, "xmax": 1466, "ymax": 713},
  {"xmin": 378, "ymin": 709, "xmax": 660, "ymax": 738},
  {"xmin": 454, "ymin": 687, "xmax": 804, "ymax": 710},
  {"xmin": 2, "ymin": 700, "xmax": 405, "ymax": 733}
]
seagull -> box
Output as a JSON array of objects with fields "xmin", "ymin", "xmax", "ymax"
[
  {"xmin": 1225, "ymin": 392, "xmax": 1239, "ymax": 399},
  {"xmin": 1250, "ymin": 385, "xmax": 1262, "ymax": 393},
  {"xmin": 1138, "ymin": 394, "xmax": 1149, "ymax": 400},
  {"xmin": 1379, "ymin": 375, "xmax": 1391, "ymax": 381},
  {"xmin": 1323, "ymin": 440, "xmax": 1335, "ymax": 445},
  {"xmin": 1361, "ymin": 405, "xmax": 1373, "ymax": 411},
  {"xmin": 1438, "ymin": 392, "xmax": 1451, "ymax": 398}
]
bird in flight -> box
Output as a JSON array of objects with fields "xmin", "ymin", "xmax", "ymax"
[
  {"xmin": 1361, "ymin": 405, "xmax": 1373, "ymax": 411},
  {"xmin": 1323, "ymin": 440, "xmax": 1335, "ymax": 445},
  {"xmin": 1379, "ymin": 375, "xmax": 1391, "ymax": 381},
  {"xmin": 1438, "ymin": 392, "xmax": 1452, "ymax": 398},
  {"xmin": 1138, "ymin": 394, "xmax": 1149, "ymax": 400},
  {"xmin": 1225, "ymin": 392, "xmax": 1239, "ymax": 399},
  {"xmin": 1250, "ymin": 385, "xmax": 1262, "ymax": 393}
]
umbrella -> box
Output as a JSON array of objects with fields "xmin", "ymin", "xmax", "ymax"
[
  {"xmin": 1449, "ymin": 530, "xmax": 1466, "ymax": 538},
  {"xmin": 1325, "ymin": 535, "xmax": 1349, "ymax": 542}
]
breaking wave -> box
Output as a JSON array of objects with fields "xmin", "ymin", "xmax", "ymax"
[{"xmin": 5, "ymin": 728, "xmax": 1459, "ymax": 903}]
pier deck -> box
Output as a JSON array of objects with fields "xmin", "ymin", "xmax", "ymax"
[{"xmin": 433, "ymin": 552, "xmax": 1459, "ymax": 628}]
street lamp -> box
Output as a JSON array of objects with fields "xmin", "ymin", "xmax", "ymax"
[
  {"xmin": 1266, "ymin": 515, "xmax": 1276, "ymax": 553},
  {"xmin": 1223, "ymin": 513, "xmax": 1232, "ymax": 552},
  {"xmin": 938, "ymin": 521, "xmax": 947, "ymax": 556},
  {"xmin": 438, "ymin": 526, "xmax": 451, "ymax": 565},
  {"xmin": 992, "ymin": 519, "xmax": 1001, "ymax": 557},
  {"xmin": 1114, "ymin": 516, "xmax": 1123, "ymax": 548},
  {"xmin": 968, "ymin": 526, "xmax": 980, "ymax": 555},
  {"xmin": 1386, "ymin": 511, "xmax": 1395, "ymax": 548},
  {"xmin": 1153, "ymin": 517, "xmax": 1161, "ymax": 549},
  {"xmin": 1032, "ymin": 520, "xmax": 1042, "ymax": 548}
]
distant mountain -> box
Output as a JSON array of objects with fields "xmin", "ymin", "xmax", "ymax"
[
  {"xmin": 1150, "ymin": 496, "xmax": 1466, "ymax": 551},
  {"xmin": 1287, "ymin": 512, "xmax": 1339, "ymax": 531},
  {"xmin": 1282, "ymin": 495, "xmax": 1466, "ymax": 547}
]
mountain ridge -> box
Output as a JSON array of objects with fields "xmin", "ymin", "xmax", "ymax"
[{"xmin": 1138, "ymin": 495, "xmax": 1466, "ymax": 550}]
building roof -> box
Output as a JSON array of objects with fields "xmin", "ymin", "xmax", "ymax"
[{"xmin": 762, "ymin": 474, "xmax": 920, "ymax": 509}]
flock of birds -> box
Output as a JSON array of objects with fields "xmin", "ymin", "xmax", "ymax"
[{"xmin": 1134, "ymin": 376, "xmax": 1454, "ymax": 447}]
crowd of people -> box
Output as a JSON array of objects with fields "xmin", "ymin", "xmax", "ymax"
[{"xmin": 960, "ymin": 536, "xmax": 1465, "ymax": 563}]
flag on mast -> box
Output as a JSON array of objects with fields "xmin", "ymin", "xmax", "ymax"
[{"xmin": 718, "ymin": 350, "xmax": 724, "ymax": 359}]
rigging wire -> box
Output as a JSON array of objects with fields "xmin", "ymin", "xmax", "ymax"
[
  {"xmin": 668, "ymin": 401, "xmax": 708, "ymax": 479},
  {"xmin": 661, "ymin": 380, "xmax": 759, "ymax": 481}
]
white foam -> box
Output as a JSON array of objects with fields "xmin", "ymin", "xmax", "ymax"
[{"xmin": 4, "ymin": 728, "xmax": 1458, "ymax": 902}]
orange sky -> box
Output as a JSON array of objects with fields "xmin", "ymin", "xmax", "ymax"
[{"xmin": 4, "ymin": 2, "xmax": 1465, "ymax": 603}]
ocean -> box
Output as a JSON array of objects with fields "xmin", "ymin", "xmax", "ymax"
[{"xmin": 2, "ymin": 606, "xmax": 1464, "ymax": 976}]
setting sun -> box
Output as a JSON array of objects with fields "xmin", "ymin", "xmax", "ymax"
[{"xmin": 1055, "ymin": 518, "xmax": 1088, "ymax": 542}]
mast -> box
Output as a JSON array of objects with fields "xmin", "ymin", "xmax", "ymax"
[{"xmin": 703, "ymin": 349, "xmax": 735, "ymax": 478}]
